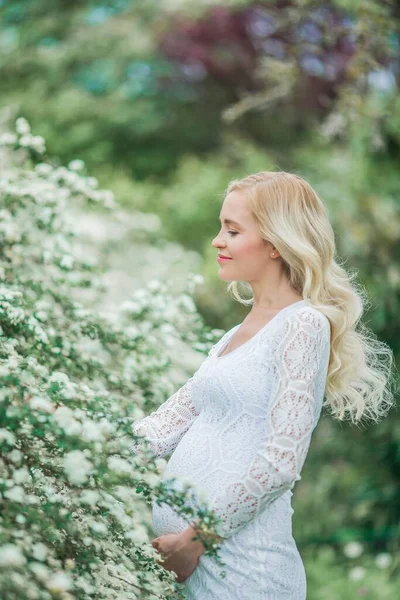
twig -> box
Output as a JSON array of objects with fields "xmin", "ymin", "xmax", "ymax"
[{"xmin": 111, "ymin": 572, "xmax": 173, "ymax": 599}]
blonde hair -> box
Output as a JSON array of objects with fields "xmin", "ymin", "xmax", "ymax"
[{"xmin": 223, "ymin": 171, "xmax": 398, "ymax": 427}]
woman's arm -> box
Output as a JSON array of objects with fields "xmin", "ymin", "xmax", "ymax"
[
  {"xmin": 131, "ymin": 377, "xmax": 199, "ymax": 458},
  {"xmin": 208, "ymin": 308, "xmax": 331, "ymax": 538}
]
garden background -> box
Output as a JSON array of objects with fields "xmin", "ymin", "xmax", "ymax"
[{"xmin": 0, "ymin": 1, "xmax": 399, "ymax": 598}]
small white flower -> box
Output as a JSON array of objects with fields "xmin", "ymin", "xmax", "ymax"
[
  {"xmin": 35, "ymin": 163, "xmax": 53, "ymax": 176},
  {"xmin": 192, "ymin": 274, "xmax": 204, "ymax": 286},
  {"xmin": 80, "ymin": 489, "xmax": 100, "ymax": 506},
  {"xmin": 0, "ymin": 132, "xmax": 17, "ymax": 145},
  {"xmin": 63, "ymin": 450, "xmax": 93, "ymax": 485},
  {"xmin": 46, "ymin": 571, "xmax": 73, "ymax": 593},
  {"xmin": 49, "ymin": 371, "xmax": 70, "ymax": 384},
  {"xmin": 0, "ymin": 544, "xmax": 26, "ymax": 567},
  {"xmin": 154, "ymin": 458, "xmax": 167, "ymax": 474},
  {"xmin": 8, "ymin": 449, "xmax": 22, "ymax": 463},
  {"xmin": 4, "ymin": 485, "xmax": 25, "ymax": 503},
  {"xmin": 81, "ymin": 420, "xmax": 104, "ymax": 442},
  {"xmin": 86, "ymin": 176, "xmax": 98, "ymax": 188},
  {"xmin": 65, "ymin": 558, "xmax": 75, "ymax": 570},
  {"xmin": 90, "ymin": 521, "xmax": 107, "ymax": 535},
  {"xmin": 131, "ymin": 406, "xmax": 145, "ymax": 421},
  {"xmin": 30, "ymin": 396, "xmax": 53, "ymax": 413},
  {"xmin": 97, "ymin": 419, "xmax": 115, "ymax": 438},
  {"xmin": 53, "ymin": 407, "xmax": 82, "ymax": 436},
  {"xmin": 15, "ymin": 117, "xmax": 31, "ymax": 135},
  {"xmin": 60, "ymin": 254, "xmax": 74, "ymax": 270},
  {"xmin": 375, "ymin": 552, "xmax": 393, "ymax": 569},
  {"xmin": 32, "ymin": 543, "xmax": 48, "ymax": 562},
  {"xmin": 142, "ymin": 470, "xmax": 160, "ymax": 486},
  {"xmin": 148, "ymin": 279, "xmax": 162, "ymax": 292},
  {"xmin": 196, "ymin": 485, "xmax": 211, "ymax": 505},
  {"xmin": 59, "ymin": 381, "xmax": 76, "ymax": 400},
  {"xmin": 26, "ymin": 494, "xmax": 41, "ymax": 505},
  {"xmin": 73, "ymin": 575, "xmax": 95, "ymax": 594},
  {"xmin": 121, "ymin": 300, "xmax": 141, "ymax": 314},
  {"xmin": 19, "ymin": 134, "xmax": 33, "ymax": 147},
  {"xmin": 29, "ymin": 562, "xmax": 49, "ymax": 581},
  {"xmin": 179, "ymin": 293, "xmax": 196, "ymax": 313},
  {"xmin": 15, "ymin": 515, "xmax": 26, "ymax": 524},
  {"xmin": 68, "ymin": 159, "xmax": 85, "ymax": 172},
  {"xmin": 343, "ymin": 541, "xmax": 364, "ymax": 558},
  {"xmin": 107, "ymin": 456, "xmax": 132, "ymax": 474},
  {"xmin": 30, "ymin": 135, "xmax": 46, "ymax": 153},
  {"xmin": 13, "ymin": 467, "xmax": 31, "ymax": 484},
  {"xmin": 348, "ymin": 566, "xmax": 366, "ymax": 581},
  {"xmin": 124, "ymin": 524, "xmax": 148, "ymax": 544},
  {"xmin": 98, "ymin": 190, "xmax": 115, "ymax": 208},
  {"xmin": 0, "ymin": 429, "xmax": 16, "ymax": 446}
]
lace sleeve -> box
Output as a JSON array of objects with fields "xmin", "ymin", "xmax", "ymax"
[
  {"xmin": 131, "ymin": 377, "xmax": 199, "ymax": 458},
  {"xmin": 209, "ymin": 308, "xmax": 331, "ymax": 538}
]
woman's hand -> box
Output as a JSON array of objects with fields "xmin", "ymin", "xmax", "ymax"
[{"xmin": 151, "ymin": 526, "xmax": 205, "ymax": 584}]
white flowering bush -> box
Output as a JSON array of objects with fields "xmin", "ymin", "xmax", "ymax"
[{"xmin": 0, "ymin": 119, "xmax": 225, "ymax": 599}]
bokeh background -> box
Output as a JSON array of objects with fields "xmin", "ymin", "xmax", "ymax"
[{"xmin": 1, "ymin": 0, "xmax": 399, "ymax": 597}]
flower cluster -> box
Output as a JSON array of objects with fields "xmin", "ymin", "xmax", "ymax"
[{"xmin": 0, "ymin": 118, "xmax": 220, "ymax": 599}]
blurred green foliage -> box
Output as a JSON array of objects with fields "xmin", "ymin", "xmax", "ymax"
[{"xmin": 1, "ymin": 0, "xmax": 398, "ymax": 179}]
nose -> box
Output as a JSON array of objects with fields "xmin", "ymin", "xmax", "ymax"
[{"xmin": 212, "ymin": 231, "xmax": 226, "ymax": 249}]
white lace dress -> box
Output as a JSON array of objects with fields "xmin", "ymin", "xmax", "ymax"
[{"xmin": 131, "ymin": 300, "xmax": 331, "ymax": 599}]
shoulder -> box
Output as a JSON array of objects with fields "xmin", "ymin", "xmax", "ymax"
[
  {"xmin": 269, "ymin": 306, "xmax": 331, "ymax": 383},
  {"xmin": 277, "ymin": 303, "xmax": 331, "ymax": 345},
  {"xmin": 295, "ymin": 304, "xmax": 331, "ymax": 333}
]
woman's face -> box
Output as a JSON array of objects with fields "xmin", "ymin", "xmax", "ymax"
[{"xmin": 211, "ymin": 190, "xmax": 274, "ymax": 282}]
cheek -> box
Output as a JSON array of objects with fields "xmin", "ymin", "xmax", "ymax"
[{"xmin": 234, "ymin": 238, "xmax": 263, "ymax": 258}]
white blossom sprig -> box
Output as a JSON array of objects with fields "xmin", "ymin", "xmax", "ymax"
[{"xmin": 0, "ymin": 118, "xmax": 224, "ymax": 600}]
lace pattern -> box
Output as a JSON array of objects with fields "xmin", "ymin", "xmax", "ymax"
[
  {"xmin": 131, "ymin": 377, "xmax": 198, "ymax": 458},
  {"xmin": 209, "ymin": 308, "xmax": 330, "ymax": 537},
  {"xmin": 130, "ymin": 303, "xmax": 331, "ymax": 599}
]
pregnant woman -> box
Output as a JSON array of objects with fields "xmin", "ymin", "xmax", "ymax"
[{"xmin": 131, "ymin": 171, "xmax": 394, "ymax": 599}]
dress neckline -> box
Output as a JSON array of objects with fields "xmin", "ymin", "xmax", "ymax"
[{"xmin": 215, "ymin": 299, "xmax": 308, "ymax": 360}]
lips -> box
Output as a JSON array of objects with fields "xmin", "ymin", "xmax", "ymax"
[{"xmin": 217, "ymin": 255, "xmax": 232, "ymax": 263}]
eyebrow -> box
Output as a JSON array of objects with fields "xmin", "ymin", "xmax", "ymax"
[{"xmin": 219, "ymin": 217, "xmax": 242, "ymax": 227}]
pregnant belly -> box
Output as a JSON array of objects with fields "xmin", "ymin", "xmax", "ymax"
[
  {"xmin": 152, "ymin": 422, "xmax": 249, "ymax": 536},
  {"xmin": 152, "ymin": 426, "xmax": 214, "ymax": 536}
]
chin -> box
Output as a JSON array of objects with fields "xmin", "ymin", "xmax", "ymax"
[{"xmin": 218, "ymin": 273, "xmax": 238, "ymax": 281}]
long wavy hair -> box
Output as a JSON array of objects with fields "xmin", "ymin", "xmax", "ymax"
[{"xmin": 223, "ymin": 171, "xmax": 398, "ymax": 427}]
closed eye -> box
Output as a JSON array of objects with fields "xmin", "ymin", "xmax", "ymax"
[{"xmin": 216, "ymin": 222, "xmax": 239, "ymax": 236}]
